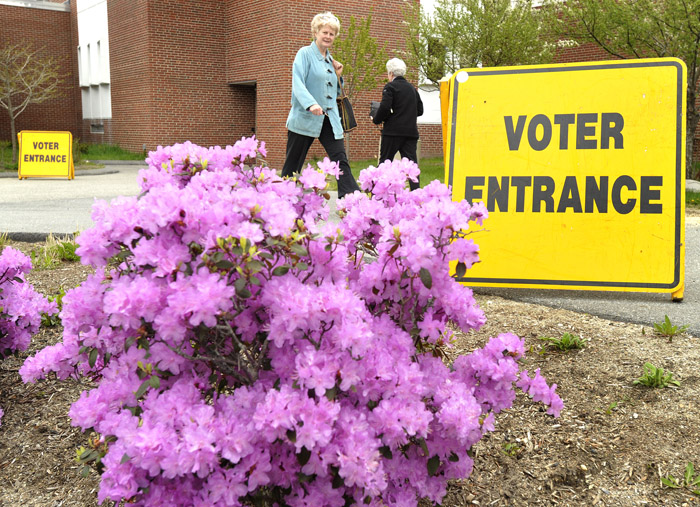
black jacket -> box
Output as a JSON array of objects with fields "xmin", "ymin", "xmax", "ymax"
[{"xmin": 372, "ymin": 76, "xmax": 424, "ymax": 138}]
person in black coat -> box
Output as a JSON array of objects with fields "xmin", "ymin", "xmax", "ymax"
[{"xmin": 371, "ymin": 58, "xmax": 424, "ymax": 190}]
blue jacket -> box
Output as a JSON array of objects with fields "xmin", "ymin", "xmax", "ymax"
[{"xmin": 286, "ymin": 41, "xmax": 344, "ymax": 139}]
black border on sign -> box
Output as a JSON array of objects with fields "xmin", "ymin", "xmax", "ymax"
[{"xmin": 448, "ymin": 60, "xmax": 684, "ymax": 289}]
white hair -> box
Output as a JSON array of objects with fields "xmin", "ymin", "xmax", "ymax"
[
  {"xmin": 311, "ymin": 11, "xmax": 340, "ymax": 37},
  {"xmin": 386, "ymin": 58, "xmax": 407, "ymax": 77}
]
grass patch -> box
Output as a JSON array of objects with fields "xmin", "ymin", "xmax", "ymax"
[
  {"xmin": 1, "ymin": 141, "xmax": 144, "ymax": 171},
  {"xmin": 539, "ymin": 332, "xmax": 587, "ymax": 351},
  {"xmin": 78, "ymin": 143, "xmax": 145, "ymax": 162},
  {"xmin": 688, "ymin": 189, "xmax": 700, "ymax": 209},
  {"xmin": 0, "ymin": 140, "xmax": 17, "ymax": 171},
  {"xmin": 29, "ymin": 233, "xmax": 80, "ymax": 270}
]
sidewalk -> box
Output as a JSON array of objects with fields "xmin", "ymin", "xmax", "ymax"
[
  {"xmin": 0, "ymin": 162, "xmax": 698, "ymax": 241},
  {"xmin": 0, "ymin": 163, "xmax": 143, "ymax": 241},
  {"xmin": 0, "ymin": 162, "xmax": 340, "ymax": 241}
]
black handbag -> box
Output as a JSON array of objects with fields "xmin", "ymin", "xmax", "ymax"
[
  {"xmin": 334, "ymin": 67, "xmax": 357, "ymax": 133},
  {"xmin": 370, "ymin": 100, "xmax": 380, "ymax": 118},
  {"xmin": 337, "ymin": 93, "xmax": 357, "ymax": 133}
]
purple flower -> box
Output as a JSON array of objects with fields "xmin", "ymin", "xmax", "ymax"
[{"xmin": 18, "ymin": 139, "xmax": 563, "ymax": 506}]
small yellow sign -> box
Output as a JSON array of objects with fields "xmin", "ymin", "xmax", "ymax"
[
  {"xmin": 443, "ymin": 59, "xmax": 686, "ymax": 298},
  {"xmin": 18, "ymin": 130, "xmax": 74, "ymax": 179}
]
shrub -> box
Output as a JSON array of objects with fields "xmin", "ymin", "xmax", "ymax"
[
  {"xmin": 653, "ymin": 314, "xmax": 689, "ymax": 342},
  {"xmin": 539, "ymin": 332, "xmax": 587, "ymax": 351},
  {"xmin": 21, "ymin": 138, "xmax": 563, "ymax": 506},
  {"xmin": 0, "ymin": 246, "xmax": 57, "ymax": 425},
  {"xmin": 29, "ymin": 234, "xmax": 80, "ymax": 270}
]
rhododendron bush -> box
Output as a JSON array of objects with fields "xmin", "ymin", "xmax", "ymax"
[
  {"xmin": 0, "ymin": 247, "xmax": 56, "ymax": 425},
  {"xmin": 21, "ymin": 137, "xmax": 563, "ymax": 506}
]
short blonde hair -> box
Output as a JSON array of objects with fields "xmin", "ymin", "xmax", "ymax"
[{"xmin": 311, "ymin": 11, "xmax": 340, "ymax": 37}]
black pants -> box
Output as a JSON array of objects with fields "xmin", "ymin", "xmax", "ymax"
[
  {"xmin": 281, "ymin": 116, "xmax": 361, "ymax": 199},
  {"xmin": 379, "ymin": 135, "xmax": 420, "ymax": 191}
]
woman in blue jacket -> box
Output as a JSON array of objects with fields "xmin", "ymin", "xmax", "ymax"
[{"xmin": 281, "ymin": 11, "xmax": 361, "ymax": 199}]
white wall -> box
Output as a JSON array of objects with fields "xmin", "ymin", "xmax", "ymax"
[
  {"xmin": 76, "ymin": 0, "xmax": 111, "ymax": 120},
  {"xmin": 417, "ymin": 0, "xmax": 440, "ymax": 125},
  {"xmin": 418, "ymin": 86, "xmax": 441, "ymax": 125}
]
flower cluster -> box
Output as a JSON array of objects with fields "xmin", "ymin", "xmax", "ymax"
[
  {"xmin": 21, "ymin": 138, "xmax": 562, "ymax": 506},
  {"xmin": 0, "ymin": 246, "xmax": 56, "ymax": 425}
]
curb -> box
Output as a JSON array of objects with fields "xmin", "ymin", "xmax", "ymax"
[
  {"xmin": 4, "ymin": 232, "xmax": 74, "ymax": 242},
  {"xmin": 91, "ymin": 159, "xmax": 145, "ymax": 165},
  {"xmin": 0, "ymin": 168, "xmax": 120, "ymax": 179}
]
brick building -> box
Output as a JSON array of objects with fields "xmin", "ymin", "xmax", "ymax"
[
  {"xmin": 0, "ymin": 0, "xmax": 81, "ymax": 140},
  {"xmin": 4, "ymin": 0, "xmax": 695, "ymax": 168},
  {"xmin": 0, "ymin": 0, "xmax": 442, "ymax": 168}
]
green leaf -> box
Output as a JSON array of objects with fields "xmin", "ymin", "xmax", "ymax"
[
  {"xmin": 215, "ymin": 259, "xmax": 235, "ymax": 270},
  {"xmin": 125, "ymin": 335, "xmax": 137, "ymax": 352},
  {"xmin": 272, "ymin": 265, "xmax": 290, "ymax": 276},
  {"xmin": 332, "ymin": 472, "xmax": 345, "ymax": 489},
  {"xmin": 379, "ymin": 445, "xmax": 393, "ymax": 460},
  {"xmin": 247, "ymin": 260, "xmax": 264, "ymax": 273},
  {"xmin": 661, "ymin": 476, "xmax": 680, "ymax": 488},
  {"xmin": 134, "ymin": 379, "xmax": 150, "ymax": 399},
  {"xmin": 427, "ymin": 455, "xmax": 440, "ymax": 477},
  {"xmin": 236, "ymin": 286, "xmax": 252, "ymax": 299},
  {"xmin": 286, "ymin": 429, "xmax": 297, "ymax": 443},
  {"xmin": 419, "ymin": 267, "xmax": 432, "ymax": 289},
  {"xmin": 290, "ymin": 244, "xmax": 309, "ymax": 257},
  {"xmin": 80, "ymin": 465, "xmax": 91, "ymax": 477},
  {"xmin": 325, "ymin": 386, "xmax": 338, "ymax": 401},
  {"xmin": 149, "ymin": 376, "xmax": 160, "ymax": 389},
  {"xmin": 79, "ymin": 449, "xmax": 99, "ymax": 463},
  {"xmin": 417, "ymin": 437, "xmax": 429, "ymax": 456},
  {"xmin": 88, "ymin": 348, "xmax": 98, "ymax": 368},
  {"xmin": 234, "ymin": 277, "xmax": 251, "ymax": 298},
  {"xmin": 297, "ymin": 472, "xmax": 315, "ymax": 483},
  {"xmin": 120, "ymin": 453, "xmax": 131, "ymax": 464},
  {"xmin": 297, "ymin": 447, "xmax": 311, "ymax": 466}
]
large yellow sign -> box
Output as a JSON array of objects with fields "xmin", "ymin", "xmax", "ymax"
[
  {"xmin": 443, "ymin": 59, "xmax": 686, "ymax": 298},
  {"xmin": 18, "ymin": 130, "xmax": 74, "ymax": 179}
]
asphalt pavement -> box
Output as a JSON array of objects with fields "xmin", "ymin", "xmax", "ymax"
[{"xmin": 1, "ymin": 162, "xmax": 699, "ymax": 336}]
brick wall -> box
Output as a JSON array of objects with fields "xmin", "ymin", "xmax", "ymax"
[
  {"xmin": 2, "ymin": 1, "xmax": 415, "ymax": 167},
  {"xmin": 106, "ymin": 0, "xmax": 152, "ymax": 153},
  {"xmin": 225, "ymin": 1, "xmax": 410, "ymax": 169},
  {"xmin": 107, "ymin": 0, "xmax": 236, "ymax": 154},
  {"xmin": 0, "ymin": 3, "xmax": 80, "ymax": 143},
  {"xmin": 554, "ymin": 42, "xmax": 615, "ymax": 64},
  {"xmin": 418, "ymin": 124, "xmax": 443, "ymax": 159}
]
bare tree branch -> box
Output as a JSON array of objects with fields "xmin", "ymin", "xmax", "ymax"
[{"xmin": 0, "ymin": 42, "xmax": 64, "ymax": 165}]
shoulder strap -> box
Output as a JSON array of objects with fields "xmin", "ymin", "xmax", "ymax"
[{"xmin": 334, "ymin": 68, "xmax": 348, "ymax": 99}]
